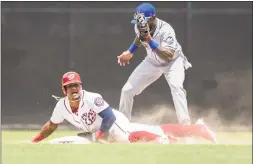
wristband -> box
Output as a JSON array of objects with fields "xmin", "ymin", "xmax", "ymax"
[
  {"xmin": 128, "ymin": 42, "xmax": 138, "ymax": 53},
  {"xmin": 32, "ymin": 134, "xmax": 44, "ymax": 142},
  {"xmin": 148, "ymin": 39, "xmax": 159, "ymax": 51}
]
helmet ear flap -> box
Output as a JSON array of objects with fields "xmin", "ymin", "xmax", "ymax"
[{"xmin": 62, "ymin": 86, "xmax": 67, "ymax": 95}]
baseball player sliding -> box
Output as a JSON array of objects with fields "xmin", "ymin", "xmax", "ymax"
[
  {"xmin": 118, "ymin": 3, "xmax": 192, "ymax": 126},
  {"xmin": 32, "ymin": 71, "xmax": 134, "ymax": 143},
  {"xmin": 32, "ymin": 71, "xmax": 217, "ymax": 144}
]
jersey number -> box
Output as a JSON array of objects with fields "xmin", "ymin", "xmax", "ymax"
[{"xmin": 81, "ymin": 109, "xmax": 96, "ymax": 125}]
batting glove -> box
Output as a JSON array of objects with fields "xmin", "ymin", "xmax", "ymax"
[{"xmin": 95, "ymin": 130, "xmax": 104, "ymax": 142}]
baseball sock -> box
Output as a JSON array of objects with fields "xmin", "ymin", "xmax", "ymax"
[
  {"xmin": 160, "ymin": 124, "xmax": 214, "ymax": 141},
  {"xmin": 128, "ymin": 131, "xmax": 160, "ymax": 143}
]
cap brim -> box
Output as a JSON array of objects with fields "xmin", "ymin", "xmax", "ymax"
[
  {"xmin": 131, "ymin": 19, "xmax": 136, "ymax": 24},
  {"xmin": 63, "ymin": 81, "xmax": 82, "ymax": 86}
]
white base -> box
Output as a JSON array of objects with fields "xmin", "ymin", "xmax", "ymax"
[{"xmin": 48, "ymin": 136, "xmax": 93, "ymax": 144}]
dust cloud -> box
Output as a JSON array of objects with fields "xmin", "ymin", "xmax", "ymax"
[
  {"xmin": 132, "ymin": 104, "xmax": 251, "ymax": 132},
  {"xmin": 132, "ymin": 69, "xmax": 252, "ymax": 131},
  {"xmin": 131, "ymin": 104, "xmax": 252, "ymax": 144}
]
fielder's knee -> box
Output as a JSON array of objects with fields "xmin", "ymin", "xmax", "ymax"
[
  {"xmin": 169, "ymin": 80, "xmax": 183, "ymax": 90},
  {"xmin": 121, "ymin": 82, "xmax": 140, "ymax": 97},
  {"xmin": 169, "ymin": 81, "xmax": 187, "ymax": 97}
]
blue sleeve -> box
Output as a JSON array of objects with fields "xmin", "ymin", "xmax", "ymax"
[{"xmin": 98, "ymin": 107, "xmax": 116, "ymax": 133}]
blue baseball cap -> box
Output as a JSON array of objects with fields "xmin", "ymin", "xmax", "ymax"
[{"xmin": 131, "ymin": 3, "xmax": 156, "ymax": 24}]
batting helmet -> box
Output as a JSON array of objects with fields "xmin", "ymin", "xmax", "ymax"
[
  {"xmin": 131, "ymin": 3, "xmax": 156, "ymax": 24},
  {"xmin": 62, "ymin": 71, "xmax": 82, "ymax": 95}
]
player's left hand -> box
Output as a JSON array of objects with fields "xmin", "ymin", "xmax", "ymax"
[
  {"xmin": 117, "ymin": 50, "xmax": 133, "ymax": 66},
  {"xmin": 136, "ymin": 13, "xmax": 152, "ymax": 42}
]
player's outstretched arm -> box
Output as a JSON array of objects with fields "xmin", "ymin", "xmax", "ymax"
[
  {"xmin": 117, "ymin": 36, "xmax": 142, "ymax": 66},
  {"xmin": 31, "ymin": 120, "xmax": 58, "ymax": 143},
  {"xmin": 95, "ymin": 107, "xmax": 116, "ymax": 141},
  {"xmin": 133, "ymin": 36, "xmax": 142, "ymax": 47}
]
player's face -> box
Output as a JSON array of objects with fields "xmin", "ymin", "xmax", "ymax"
[
  {"xmin": 147, "ymin": 16, "xmax": 156, "ymax": 32},
  {"xmin": 65, "ymin": 83, "xmax": 81, "ymax": 101}
]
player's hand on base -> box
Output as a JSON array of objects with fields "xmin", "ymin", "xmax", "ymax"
[
  {"xmin": 95, "ymin": 130, "xmax": 104, "ymax": 142},
  {"xmin": 23, "ymin": 140, "xmax": 36, "ymax": 144},
  {"xmin": 31, "ymin": 134, "xmax": 44, "ymax": 143},
  {"xmin": 117, "ymin": 50, "xmax": 133, "ymax": 66}
]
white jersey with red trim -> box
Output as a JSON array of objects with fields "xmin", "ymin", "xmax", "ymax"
[{"xmin": 50, "ymin": 90, "xmax": 126, "ymax": 133}]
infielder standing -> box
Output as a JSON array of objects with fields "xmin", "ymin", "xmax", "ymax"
[{"xmin": 118, "ymin": 3, "xmax": 192, "ymax": 125}]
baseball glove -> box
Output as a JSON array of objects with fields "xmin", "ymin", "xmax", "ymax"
[{"xmin": 136, "ymin": 13, "xmax": 150, "ymax": 41}]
